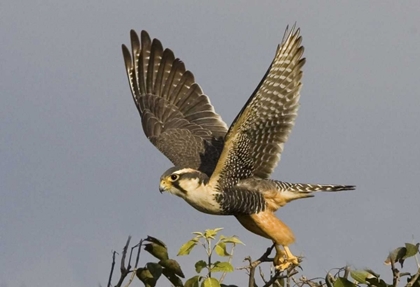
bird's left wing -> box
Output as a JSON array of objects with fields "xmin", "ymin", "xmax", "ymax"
[
  {"xmin": 210, "ymin": 26, "xmax": 305, "ymax": 189},
  {"xmin": 122, "ymin": 30, "xmax": 228, "ymax": 175}
]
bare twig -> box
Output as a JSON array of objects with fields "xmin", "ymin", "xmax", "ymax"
[
  {"xmin": 259, "ymin": 266, "xmax": 267, "ymax": 284},
  {"xmin": 134, "ymin": 239, "xmax": 143, "ymax": 268},
  {"xmin": 296, "ymin": 276, "xmax": 322, "ymax": 287},
  {"xmin": 253, "ymin": 244, "xmax": 276, "ymax": 267},
  {"xmin": 127, "ymin": 243, "xmax": 138, "ymax": 271},
  {"xmin": 291, "ymin": 273, "xmax": 300, "ymax": 287},
  {"xmin": 121, "ymin": 236, "xmax": 132, "ymax": 273},
  {"xmin": 106, "ymin": 237, "xmax": 145, "ymax": 287},
  {"xmin": 123, "ymin": 270, "xmax": 137, "ymax": 287},
  {"xmin": 114, "ymin": 236, "xmax": 132, "ymax": 287},
  {"xmin": 246, "ymin": 257, "xmax": 256, "ymax": 287},
  {"xmin": 238, "ymin": 244, "xmax": 276, "ymax": 287},
  {"xmin": 390, "ymin": 257, "xmax": 400, "ymax": 287},
  {"xmin": 289, "ymin": 267, "xmax": 309, "ymax": 287},
  {"xmin": 262, "ymin": 270, "xmax": 299, "ymax": 287},
  {"xmin": 107, "ymin": 251, "xmax": 117, "ymax": 287}
]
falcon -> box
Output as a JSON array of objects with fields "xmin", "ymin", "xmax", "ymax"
[{"xmin": 122, "ymin": 27, "xmax": 355, "ymax": 270}]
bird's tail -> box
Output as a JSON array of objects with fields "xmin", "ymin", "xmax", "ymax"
[
  {"xmin": 286, "ymin": 183, "xmax": 356, "ymax": 193},
  {"xmin": 271, "ymin": 180, "xmax": 355, "ymax": 202}
]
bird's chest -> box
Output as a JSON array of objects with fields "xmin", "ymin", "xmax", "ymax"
[{"xmin": 183, "ymin": 189, "xmax": 221, "ymax": 215}]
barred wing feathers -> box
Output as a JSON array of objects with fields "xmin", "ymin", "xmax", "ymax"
[
  {"xmin": 122, "ymin": 30, "xmax": 228, "ymax": 175},
  {"xmin": 210, "ymin": 26, "xmax": 305, "ymax": 189}
]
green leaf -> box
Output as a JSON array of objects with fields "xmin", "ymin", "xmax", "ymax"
[
  {"xmin": 202, "ymin": 277, "xmax": 221, "ymax": 287},
  {"xmin": 195, "ymin": 260, "xmax": 207, "ymax": 273},
  {"xmin": 178, "ymin": 239, "xmax": 198, "ymax": 256},
  {"xmin": 220, "ymin": 236, "xmax": 244, "ymax": 245},
  {"xmin": 135, "ymin": 268, "xmax": 150, "ymax": 286},
  {"xmin": 144, "ymin": 242, "xmax": 169, "ymax": 260},
  {"xmin": 145, "ymin": 263, "xmax": 163, "ymax": 280},
  {"xmin": 404, "ymin": 243, "xmax": 419, "ymax": 259},
  {"xmin": 350, "ymin": 270, "xmax": 372, "ymax": 284},
  {"xmin": 185, "ymin": 275, "xmax": 202, "ymax": 287},
  {"xmin": 333, "ymin": 277, "xmax": 356, "ymax": 287},
  {"xmin": 364, "ymin": 269, "xmax": 380, "ymax": 278},
  {"xmin": 215, "ymin": 242, "xmax": 230, "ymax": 257},
  {"xmin": 193, "ymin": 232, "xmax": 204, "ymax": 238},
  {"xmin": 210, "ymin": 261, "xmax": 234, "ymax": 273},
  {"xmin": 204, "ymin": 228, "xmax": 222, "ymax": 239},
  {"xmin": 162, "ymin": 268, "xmax": 184, "ymax": 287},
  {"xmin": 145, "ymin": 236, "xmax": 167, "ymax": 248},
  {"xmin": 137, "ymin": 266, "xmax": 160, "ymax": 287},
  {"xmin": 159, "ymin": 259, "xmax": 185, "ymax": 278}
]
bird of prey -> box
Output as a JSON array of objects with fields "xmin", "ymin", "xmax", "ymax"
[{"xmin": 122, "ymin": 27, "xmax": 355, "ymax": 270}]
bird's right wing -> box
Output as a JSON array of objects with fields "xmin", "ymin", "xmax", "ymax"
[
  {"xmin": 210, "ymin": 26, "xmax": 305, "ymax": 189},
  {"xmin": 122, "ymin": 30, "xmax": 228, "ymax": 175}
]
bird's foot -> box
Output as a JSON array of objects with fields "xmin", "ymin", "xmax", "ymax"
[
  {"xmin": 275, "ymin": 255, "xmax": 299, "ymax": 271},
  {"xmin": 274, "ymin": 246, "xmax": 300, "ymax": 271}
]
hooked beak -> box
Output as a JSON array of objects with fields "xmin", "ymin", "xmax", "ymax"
[{"xmin": 159, "ymin": 180, "xmax": 168, "ymax": 194}]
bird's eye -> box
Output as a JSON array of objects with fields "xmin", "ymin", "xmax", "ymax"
[{"xmin": 170, "ymin": 174, "xmax": 179, "ymax": 181}]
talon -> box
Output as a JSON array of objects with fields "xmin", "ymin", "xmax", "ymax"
[
  {"xmin": 284, "ymin": 246, "xmax": 299, "ymax": 265},
  {"xmin": 274, "ymin": 245, "xmax": 300, "ymax": 270}
]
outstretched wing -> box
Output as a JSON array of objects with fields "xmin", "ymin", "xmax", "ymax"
[
  {"xmin": 122, "ymin": 30, "xmax": 228, "ymax": 175},
  {"xmin": 210, "ymin": 26, "xmax": 305, "ymax": 189}
]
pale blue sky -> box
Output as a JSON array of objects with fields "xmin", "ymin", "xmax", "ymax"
[{"xmin": 1, "ymin": 1, "xmax": 420, "ymax": 287}]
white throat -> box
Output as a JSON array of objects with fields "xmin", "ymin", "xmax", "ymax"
[{"xmin": 176, "ymin": 181, "xmax": 221, "ymax": 215}]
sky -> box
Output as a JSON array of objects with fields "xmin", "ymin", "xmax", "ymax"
[{"xmin": 1, "ymin": 1, "xmax": 420, "ymax": 287}]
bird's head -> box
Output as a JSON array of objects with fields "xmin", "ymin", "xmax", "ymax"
[{"xmin": 159, "ymin": 167, "xmax": 209, "ymax": 198}]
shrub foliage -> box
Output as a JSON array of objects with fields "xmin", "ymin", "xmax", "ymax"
[{"xmin": 106, "ymin": 229, "xmax": 420, "ymax": 287}]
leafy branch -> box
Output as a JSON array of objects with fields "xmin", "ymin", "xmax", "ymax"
[
  {"xmin": 178, "ymin": 228, "xmax": 243, "ymax": 287},
  {"xmin": 106, "ymin": 235, "xmax": 184, "ymax": 287},
  {"xmin": 105, "ymin": 230, "xmax": 420, "ymax": 287}
]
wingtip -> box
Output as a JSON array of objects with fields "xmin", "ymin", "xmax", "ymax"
[
  {"xmin": 282, "ymin": 23, "xmax": 301, "ymax": 44},
  {"xmin": 140, "ymin": 30, "xmax": 152, "ymax": 46},
  {"xmin": 121, "ymin": 43, "xmax": 129, "ymax": 55},
  {"xmin": 121, "ymin": 44, "xmax": 132, "ymax": 68},
  {"xmin": 130, "ymin": 29, "xmax": 140, "ymax": 48}
]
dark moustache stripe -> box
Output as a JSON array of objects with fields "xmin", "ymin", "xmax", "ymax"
[{"xmin": 172, "ymin": 181, "xmax": 188, "ymax": 194}]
